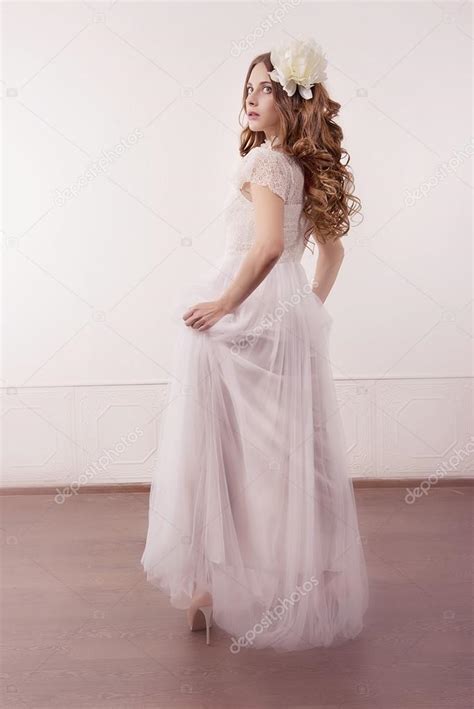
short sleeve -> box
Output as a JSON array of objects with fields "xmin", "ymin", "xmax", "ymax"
[{"xmin": 237, "ymin": 148, "xmax": 290, "ymax": 203}]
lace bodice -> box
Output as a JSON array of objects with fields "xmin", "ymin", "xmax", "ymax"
[{"xmin": 223, "ymin": 140, "xmax": 309, "ymax": 263}]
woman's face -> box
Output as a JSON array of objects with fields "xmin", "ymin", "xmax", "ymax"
[{"xmin": 245, "ymin": 61, "xmax": 279, "ymax": 138}]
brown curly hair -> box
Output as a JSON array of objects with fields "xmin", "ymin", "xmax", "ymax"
[{"xmin": 238, "ymin": 52, "xmax": 363, "ymax": 252}]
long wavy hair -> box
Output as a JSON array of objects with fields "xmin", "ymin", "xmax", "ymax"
[{"xmin": 239, "ymin": 52, "xmax": 363, "ymax": 251}]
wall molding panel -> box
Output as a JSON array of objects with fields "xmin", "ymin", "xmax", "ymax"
[{"xmin": 1, "ymin": 378, "xmax": 472, "ymax": 488}]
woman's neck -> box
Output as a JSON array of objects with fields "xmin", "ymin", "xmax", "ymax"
[{"xmin": 263, "ymin": 135, "xmax": 282, "ymax": 150}]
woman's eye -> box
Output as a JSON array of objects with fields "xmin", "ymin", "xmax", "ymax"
[{"xmin": 246, "ymin": 85, "xmax": 271, "ymax": 95}]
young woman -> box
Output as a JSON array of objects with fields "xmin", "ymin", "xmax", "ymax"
[{"xmin": 141, "ymin": 37, "xmax": 369, "ymax": 652}]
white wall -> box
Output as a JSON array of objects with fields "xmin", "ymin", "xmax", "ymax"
[{"xmin": 2, "ymin": 0, "xmax": 473, "ymax": 487}]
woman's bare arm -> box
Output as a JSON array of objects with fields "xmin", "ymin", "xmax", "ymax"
[
  {"xmin": 219, "ymin": 183, "xmax": 285, "ymax": 313},
  {"xmin": 311, "ymin": 238, "xmax": 345, "ymax": 304}
]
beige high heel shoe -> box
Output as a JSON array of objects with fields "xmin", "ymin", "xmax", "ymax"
[{"xmin": 186, "ymin": 591, "xmax": 213, "ymax": 645}]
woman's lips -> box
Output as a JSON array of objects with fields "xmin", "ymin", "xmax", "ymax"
[{"xmin": 248, "ymin": 113, "xmax": 260, "ymax": 119}]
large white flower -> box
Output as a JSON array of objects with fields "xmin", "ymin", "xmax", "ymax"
[{"xmin": 269, "ymin": 37, "xmax": 328, "ymax": 100}]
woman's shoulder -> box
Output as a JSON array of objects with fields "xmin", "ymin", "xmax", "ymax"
[
  {"xmin": 233, "ymin": 145, "xmax": 293, "ymax": 202},
  {"xmin": 244, "ymin": 145, "xmax": 301, "ymax": 180},
  {"xmin": 243, "ymin": 143, "xmax": 287, "ymax": 161},
  {"xmin": 240, "ymin": 144, "xmax": 293, "ymax": 175}
]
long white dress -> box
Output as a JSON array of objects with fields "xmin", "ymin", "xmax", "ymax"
[{"xmin": 141, "ymin": 139, "xmax": 369, "ymax": 652}]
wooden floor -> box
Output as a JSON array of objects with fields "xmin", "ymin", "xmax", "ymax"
[{"xmin": 1, "ymin": 486, "xmax": 472, "ymax": 709}]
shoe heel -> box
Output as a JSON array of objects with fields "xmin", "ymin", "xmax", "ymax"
[{"xmin": 199, "ymin": 605, "xmax": 213, "ymax": 645}]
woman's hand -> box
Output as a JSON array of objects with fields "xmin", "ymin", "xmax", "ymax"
[{"xmin": 182, "ymin": 298, "xmax": 232, "ymax": 332}]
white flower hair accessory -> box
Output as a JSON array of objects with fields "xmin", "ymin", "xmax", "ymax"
[{"xmin": 268, "ymin": 37, "xmax": 328, "ymax": 100}]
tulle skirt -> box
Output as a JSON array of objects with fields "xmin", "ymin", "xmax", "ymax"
[{"xmin": 141, "ymin": 250, "xmax": 369, "ymax": 652}]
